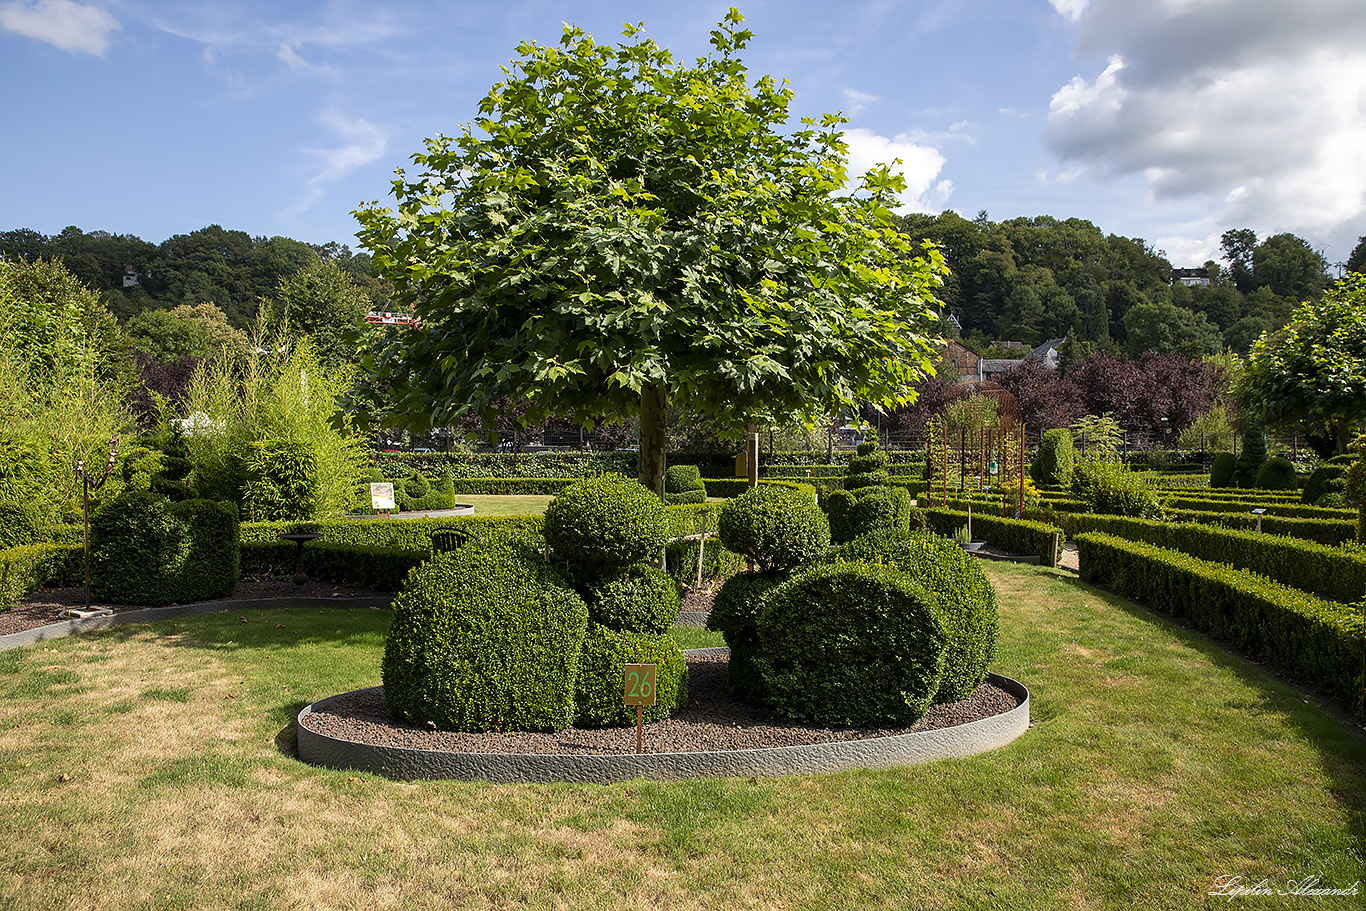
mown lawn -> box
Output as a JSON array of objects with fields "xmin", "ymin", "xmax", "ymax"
[{"xmin": 0, "ymin": 561, "xmax": 1361, "ymax": 910}]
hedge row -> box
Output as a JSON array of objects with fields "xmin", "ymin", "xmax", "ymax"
[
  {"xmin": 1076, "ymin": 533, "xmax": 1364, "ymax": 713},
  {"xmin": 701, "ymin": 479, "xmax": 818, "ymax": 502},
  {"xmin": 1166, "ymin": 508, "xmax": 1355, "ymax": 547},
  {"xmin": 240, "ymin": 515, "xmax": 546, "ymax": 552},
  {"xmin": 0, "ymin": 543, "xmax": 83, "ymax": 610},
  {"xmin": 764, "ymin": 464, "xmax": 925, "ymax": 480},
  {"xmin": 447, "ymin": 477, "xmax": 577, "ymax": 496},
  {"xmin": 241, "ymin": 540, "xmax": 424, "ymax": 592},
  {"xmin": 1065, "ymin": 514, "xmax": 1366, "ymax": 603},
  {"xmin": 1166, "ymin": 496, "xmax": 1353, "ymax": 521},
  {"xmin": 373, "ymin": 450, "xmax": 749, "ymax": 477},
  {"xmin": 1165, "ymin": 488, "xmax": 1301, "ymax": 502},
  {"xmin": 923, "ymin": 508, "xmax": 1063, "ymax": 567}
]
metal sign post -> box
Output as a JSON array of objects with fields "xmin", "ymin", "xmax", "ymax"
[{"xmin": 623, "ymin": 663, "xmax": 657, "ymax": 754}]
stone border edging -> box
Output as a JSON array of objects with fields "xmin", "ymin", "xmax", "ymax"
[
  {"xmin": 0, "ymin": 597, "xmax": 395, "ymax": 652},
  {"xmin": 296, "ymin": 667, "xmax": 1030, "ymax": 783}
]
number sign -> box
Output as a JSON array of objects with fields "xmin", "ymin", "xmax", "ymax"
[{"xmin": 623, "ymin": 664, "xmax": 657, "ymax": 707}]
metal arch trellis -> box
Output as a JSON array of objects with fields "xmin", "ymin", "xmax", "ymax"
[{"xmin": 74, "ymin": 435, "xmax": 118, "ymax": 611}]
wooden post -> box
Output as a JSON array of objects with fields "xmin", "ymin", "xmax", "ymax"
[
  {"xmin": 1018, "ymin": 424, "xmax": 1026, "ymax": 519},
  {"xmin": 747, "ymin": 424, "xmax": 760, "ymax": 489}
]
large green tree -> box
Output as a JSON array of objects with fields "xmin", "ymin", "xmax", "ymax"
[
  {"xmin": 355, "ymin": 11, "xmax": 944, "ymax": 498},
  {"xmin": 1240, "ymin": 273, "xmax": 1366, "ymax": 454},
  {"xmin": 266, "ymin": 257, "xmax": 373, "ymax": 367}
]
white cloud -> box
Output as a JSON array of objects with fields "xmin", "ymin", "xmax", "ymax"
[
  {"xmin": 841, "ymin": 88, "xmax": 879, "ymax": 119},
  {"xmin": 1153, "ymin": 231, "xmax": 1222, "ymax": 267},
  {"xmin": 843, "ymin": 128, "xmax": 952, "ymax": 213},
  {"xmin": 1046, "ymin": 0, "xmax": 1366, "ymax": 240},
  {"xmin": 276, "ymin": 41, "xmax": 336, "ymax": 77},
  {"xmin": 0, "ymin": 0, "xmax": 119, "ymax": 55},
  {"xmin": 283, "ymin": 110, "xmax": 388, "ymax": 217},
  {"xmin": 1049, "ymin": 0, "xmax": 1091, "ymax": 23}
]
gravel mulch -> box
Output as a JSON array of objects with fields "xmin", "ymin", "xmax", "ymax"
[{"xmin": 301, "ymin": 654, "xmax": 1022, "ymax": 756}]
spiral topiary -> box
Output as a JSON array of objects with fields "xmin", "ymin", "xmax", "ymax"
[
  {"xmin": 718, "ymin": 485, "xmax": 830, "ymax": 573},
  {"xmin": 543, "ymin": 474, "xmax": 669, "ymax": 570},
  {"xmin": 754, "ymin": 561, "xmax": 947, "ymax": 726}
]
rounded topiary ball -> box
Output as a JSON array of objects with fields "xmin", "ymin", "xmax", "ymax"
[
  {"xmin": 580, "ymin": 563, "xmax": 681, "ymax": 635},
  {"xmin": 1209, "ymin": 451, "xmax": 1237, "ymax": 488},
  {"xmin": 573, "ymin": 623, "xmax": 688, "ymax": 727},
  {"xmin": 543, "ymin": 474, "xmax": 669, "ymax": 569},
  {"xmin": 1254, "ymin": 456, "xmax": 1298, "ymax": 491},
  {"xmin": 755, "ymin": 561, "xmax": 947, "ymax": 727},
  {"xmin": 718, "ymin": 485, "xmax": 830, "ymax": 573},
  {"xmin": 823, "ymin": 528, "xmax": 998, "ymax": 704},
  {"xmin": 383, "ymin": 544, "xmax": 589, "ymax": 732}
]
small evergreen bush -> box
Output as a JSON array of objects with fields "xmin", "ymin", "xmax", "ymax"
[
  {"xmin": 755, "ymin": 562, "xmax": 947, "ymax": 726},
  {"xmin": 1209, "ymin": 451, "xmax": 1237, "ymax": 488},
  {"xmin": 1301, "ymin": 463, "xmax": 1348, "ymax": 505},
  {"xmin": 543, "ymin": 475, "xmax": 668, "ymax": 570},
  {"xmin": 573, "ymin": 623, "xmax": 688, "ymax": 727},
  {"xmin": 845, "ymin": 442, "xmax": 890, "ymax": 491},
  {"xmin": 383, "ymin": 544, "xmax": 589, "ymax": 732},
  {"xmin": 88, "ymin": 490, "xmax": 190, "ymax": 606},
  {"xmin": 822, "ymin": 485, "xmax": 912, "ymax": 544},
  {"xmin": 578, "ymin": 562, "xmax": 681, "ymax": 635},
  {"xmin": 1231, "ymin": 424, "xmax": 1267, "ymax": 489},
  {"xmin": 664, "ymin": 464, "xmax": 707, "ymax": 504},
  {"xmin": 1031, "ymin": 428, "xmax": 1075, "ymax": 489},
  {"xmin": 1255, "ymin": 456, "xmax": 1298, "ymax": 491},
  {"xmin": 706, "ymin": 570, "xmax": 783, "ymax": 702},
  {"xmin": 168, "ymin": 499, "xmax": 239, "ymax": 603},
  {"xmin": 718, "ymin": 485, "xmax": 830, "ymax": 573}
]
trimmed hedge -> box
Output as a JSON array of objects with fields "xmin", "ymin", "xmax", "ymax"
[
  {"xmin": 663, "ymin": 537, "xmax": 743, "ymax": 587},
  {"xmin": 383, "ymin": 544, "xmax": 589, "ymax": 732},
  {"xmin": 1076, "ymin": 533, "xmax": 1365, "ymax": 713},
  {"xmin": 664, "ymin": 465, "xmax": 707, "ymax": 505},
  {"xmin": 241, "ymin": 515, "xmax": 545, "ymax": 552},
  {"xmin": 718, "ymin": 485, "xmax": 830, "ymax": 573},
  {"xmin": 821, "ymin": 485, "xmax": 913, "ymax": 544},
  {"xmin": 447, "ymin": 477, "xmax": 577, "ymax": 496},
  {"xmin": 573, "ymin": 623, "xmax": 688, "ymax": 727},
  {"xmin": 755, "ymin": 562, "xmax": 948, "ymax": 727},
  {"xmin": 1166, "ymin": 497, "xmax": 1353, "ymax": 521},
  {"xmin": 543, "ymin": 476, "xmax": 668, "ymax": 570},
  {"xmin": 706, "ymin": 570, "xmax": 783, "ymax": 703},
  {"xmin": 1255, "ymin": 456, "xmax": 1299, "ymax": 491},
  {"xmin": 1031, "ymin": 428, "xmax": 1075, "ymax": 489},
  {"xmin": 701, "ymin": 478, "xmax": 818, "ymax": 501},
  {"xmin": 923, "ymin": 508, "xmax": 1063, "ymax": 567},
  {"xmin": 0, "ymin": 543, "xmax": 83, "ymax": 610},
  {"xmin": 822, "ymin": 528, "xmax": 998, "ymax": 704},
  {"xmin": 0, "ymin": 501, "xmax": 55, "ymax": 550},
  {"xmin": 240, "ymin": 541, "xmax": 423, "ymax": 592},
  {"xmin": 1063, "ymin": 513, "xmax": 1366, "ymax": 604},
  {"xmin": 1166, "ymin": 508, "xmax": 1355, "ymax": 547},
  {"xmin": 1210, "ymin": 451, "xmax": 1237, "ymax": 488}
]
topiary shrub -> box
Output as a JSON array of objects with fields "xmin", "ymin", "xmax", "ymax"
[
  {"xmin": 706, "ymin": 570, "xmax": 783, "ymax": 703},
  {"xmin": 822, "ymin": 485, "xmax": 912, "ymax": 544},
  {"xmin": 718, "ymin": 485, "xmax": 830, "ymax": 573},
  {"xmin": 573, "ymin": 623, "xmax": 688, "ymax": 727},
  {"xmin": 754, "ymin": 562, "xmax": 947, "ymax": 726},
  {"xmin": 1302, "ymin": 463, "xmax": 1349, "ymax": 505},
  {"xmin": 383, "ymin": 543, "xmax": 589, "ymax": 732},
  {"xmin": 845, "ymin": 442, "xmax": 890, "ymax": 491},
  {"xmin": 544, "ymin": 474, "xmax": 669, "ymax": 570},
  {"xmin": 88, "ymin": 490, "xmax": 190, "ymax": 606},
  {"xmin": 664, "ymin": 464, "xmax": 708, "ymax": 505},
  {"xmin": 167, "ymin": 499, "xmax": 239, "ymax": 603},
  {"xmin": 1254, "ymin": 456, "xmax": 1298, "ymax": 491},
  {"xmin": 578, "ymin": 562, "xmax": 681, "ymax": 635},
  {"xmin": 1210, "ymin": 451, "xmax": 1237, "ymax": 488},
  {"xmin": 1078, "ymin": 461, "xmax": 1166, "ymax": 518},
  {"xmin": 1031, "ymin": 428, "xmax": 1075, "ymax": 489},
  {"xmin": 1231, "ymin": 424, "xmax": 1267, "ymax": 489},
  {"xmin": 822, "ymin": 528, "xmax": 997, "ymax": 703}
]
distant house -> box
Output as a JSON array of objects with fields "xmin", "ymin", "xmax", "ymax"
[
  {"xmin": 941, "ymin": 336, "xmax": 1067, "ymax": 384},
  {"xmin": 1171, "ymin": 267, "xmax": 1212, "ymax": 287},
  {"xmin": 122, "ymin": 264, "xmax": 140, "ymax": 288}
]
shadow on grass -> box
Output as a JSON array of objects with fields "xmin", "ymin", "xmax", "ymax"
[{"xmin": 1032, "ymin": 565, "xmax": 1366, "ymax": 864}]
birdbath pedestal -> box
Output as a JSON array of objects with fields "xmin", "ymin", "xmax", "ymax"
[{"xmin": 277, "ymin": 532, "xmax": 323, "ymax": 585}]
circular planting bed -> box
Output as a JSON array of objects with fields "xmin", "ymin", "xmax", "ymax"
[{"xmin": 297, "ymin": 650, "xmax": 1030, "ymax": 783}]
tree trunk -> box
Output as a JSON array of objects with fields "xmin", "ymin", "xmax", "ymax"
[
  {"xmin": 747, "ymin": 424, "xmax": 759, "ymax": 488},
  {"xmin": 639, "ymin": 382, "xmax": 667, "ymax": 501}
]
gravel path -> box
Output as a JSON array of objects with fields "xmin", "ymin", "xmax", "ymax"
[{"xmin": 301, "ymin": 654, "xmax": 1023, "ymax": 756}]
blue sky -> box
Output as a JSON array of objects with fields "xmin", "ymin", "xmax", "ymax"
[{"xmin": 3, "ymin": 0, "xmax": 1364, "ymax": 268}]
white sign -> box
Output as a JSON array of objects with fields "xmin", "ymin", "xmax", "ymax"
[{"xmin": 370, "ymin": 482, "xmax": 395, "ymax": 510}]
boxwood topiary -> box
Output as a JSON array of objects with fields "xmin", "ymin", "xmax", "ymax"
[
  {"xmin": 754, "ymin": 561, "xmax": 947, "ymax": 726},
  {"xmin": 579, "ymin": 562, "xmax": 681, "ymax": 634},
  {"xmin": 822, "ymin": 485, "xmax": 912, "ymax": 544},
  {"xmin": 1210, "ymin": 451, "xmax": 1237, "ymax": 489},
  {"xmin": 544, "ymin": 475, "xmax": 669, "ymax": 569},
  {"xmin": 706, "ymin": 570, "xmax": 783, "ymax": 703},
  {"xmin": 574, "ymin": 623, "xmax": 688, "ymax": 727},
  {"xmin": 1255, "ymin": 456, "xmax": 1298, "ymax": 491},
  {"xmin": 167, "ymin": 499, "xmax": 239, "ymax": 603},
  {"xmin": 383, "ymin": 543, "xmax": 589, "ymax": 732},
  {"xmin": 1302, "ymin": 462, "xmax": 1349, "ymax": 505},
  {"xmin": 821, "ymin": 528, "xmax": 998, "ymax": 703},
  {"xmin": 718, "ymin": 485, "xmax": 830, "ymax": 573},
  {"xmin": 1031, "ymin": 428, "xmax": 1075, "ymax": 489},
  {"xmin": 88, "ymin": 490, "xmax": 190, "ymax": 606}
]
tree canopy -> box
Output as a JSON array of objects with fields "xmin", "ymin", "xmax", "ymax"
[
  {"xmin": 355, "ymin": 11, "xmax": 944, "ymax": 495},
  {"xmin": 1240, "ymin": 272, "xmax": 1366, "ymax": 454}
]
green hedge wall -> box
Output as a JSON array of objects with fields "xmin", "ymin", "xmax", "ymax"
[
  {"xmin": 663, "ymin": 538, "xmax": 743, "ymax": 587},
  {"xmin": 240, "ymin": 541, "xmax": 423, "ymax": 592},
  {"xmin": 923, "ymin": 508, "xmax": 1063, "ymax": 567},
  {"xmin": 240, "ymin": 515, "xmax": 545, "ymax": 551},
  {"xmin": 1076, "ymin": 533, "xmax": 1364, "ymax": 713},
  {"xmin": 1166, "ymin": 508, "xmax": 1355, "ymax": 547},
  {"xmin": 1167, "ymin": 496, "xmax": 1352, "ymax": 521},
  {"xmin": 447, "ymin": 477, "xmax": 577, "ymax": 496},
  {"xmin": 1062, "ymin": 514, "xmax": 1366, "ymax": 604},
  {"xmin": 0, "ymin": 543, "xmax": 83, "ymax": 610},
  {"xmin": 701, "ymin": 478, "xmax": 818, "ymax": 501}
]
